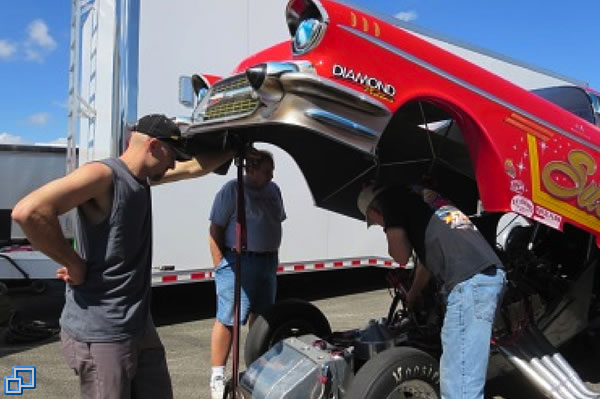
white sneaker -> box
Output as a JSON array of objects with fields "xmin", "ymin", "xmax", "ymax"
[{"xmin": 210, "ymin": 376, "xmax": 225, "ymax": 399}]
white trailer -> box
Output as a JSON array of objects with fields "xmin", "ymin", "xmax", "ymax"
[
  {"xmin": 2, "ymin": 0, "xmax": 592, "ymax": 287},
  {"xmin": 0, "ymin": 145, "xmax": 74, "ymax": 283},
  {"xmin": 0, "ymin": 144, "xmax": 73, "ymax": 240},
  {"xmin": 1, "ymin": 0, "xmax": 395, "ymax": 288}
]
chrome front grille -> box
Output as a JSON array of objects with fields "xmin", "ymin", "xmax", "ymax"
[
  {"xmin": 202, "ymin": 74, "xmax": 259, "ymax": 121},
  {"xmin": 211, "ymin": 75, "xmax": 251, "ymax": 94}
]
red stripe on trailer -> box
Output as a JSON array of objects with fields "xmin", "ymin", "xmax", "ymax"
[{"xmin": 150, "ymin": 257, "xmax": 400, "ymax": 286}]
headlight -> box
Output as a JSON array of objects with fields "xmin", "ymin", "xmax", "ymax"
[{"xmin": 293, "ymin": 18, "xmax": 323, "ymax": 55}]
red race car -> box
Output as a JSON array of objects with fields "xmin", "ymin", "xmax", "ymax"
[{"xmin": 180, "ymin": 0, "xmax": 600, "ymax": 397}]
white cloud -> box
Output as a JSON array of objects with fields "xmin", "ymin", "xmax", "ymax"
[
  {"xmin": 395, "ymin": 10, "xmax": 418, "ymax": 22},
  {"xmin": 46, "ymin": 137, "xmax": 68, "ymax": 146},
  {"xmin": 0, "ymin": 133, "xmax": 30, "ymax": 145},
  {"xmin": 27, "ymin": 112, "xmax": 50, "ymax": 126},
  {"xmin": 27, "ymin": 19, "xmax": 56, "ymax": 50},
  {"xmin": 0, "ymin": 20, "xmax": 57, "ymax": 63},
  {"xmin": 0, "ymin": 39, "xmax": 17, "ymax": 59},
  {"xmin": 24, "ymin": 19, "xmax": 56, "ymax": 62},
  {"xmin": 24, "ymin": 48, "xmax": 44, "ymax": 62},
  {"xmin": 0, "ymin": 133, "xmax": 67, "ymax": 146}
]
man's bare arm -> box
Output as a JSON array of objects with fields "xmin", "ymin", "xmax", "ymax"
[
  {"xmin": 154, "ymin": 150, "xmax": 234, "ymax": 185},
  {"xmin": 385, "ymin": 226, "xmax": 413, "ymax": 265},
  {"xmin": 406, "ymin": 260, "xmax": 431, "ymax": 309},
  {"xmin": 209, "ymin": 222, "xmax": 226, "ymax": 267},
  {"xmin": 12, "ymin": 163, "xmax": 113, "ymax": 284}
]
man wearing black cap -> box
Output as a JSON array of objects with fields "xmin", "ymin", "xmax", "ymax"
[
  {"xmin": 134, "ymin": 113, "xmax": 193, "ymax": 162},
  {"xmin": 12, "ymin": 114, "xmax": 232, "ymax": 399}
]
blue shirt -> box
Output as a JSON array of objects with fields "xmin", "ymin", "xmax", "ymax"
[{"xmin": 210, "ymin": 178, "xmax": 286, "ymax": 252}]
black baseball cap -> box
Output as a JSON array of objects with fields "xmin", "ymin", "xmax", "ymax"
[{"xmin": 134, "ymin": 114, "xmax": 191, "ymax": 161}]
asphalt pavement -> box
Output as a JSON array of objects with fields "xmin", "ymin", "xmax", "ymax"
[{"xmin": 0, "ymin": 268, "xmax": 598, "ymax": 399}]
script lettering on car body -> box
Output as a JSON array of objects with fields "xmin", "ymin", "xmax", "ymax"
[{"xmin": 542, "ymin": 149, "xmax": 600, "ymax": 218}]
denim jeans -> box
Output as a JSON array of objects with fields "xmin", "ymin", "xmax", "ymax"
[
  {"xmin": 440, "ymin": 267, "xmax": 506, "ymax": 399},
  {"xmin": 214, "ymin": 250, "xmax": 278, "ymax": 326}
]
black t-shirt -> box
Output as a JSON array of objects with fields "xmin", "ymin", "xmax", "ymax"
[
  {"xmin": 381, "ymin": 186, "xmax": 431, "ymax": 262},
  {"xmin": 380, "ymin": 185, "xmax": 502, "ymax": 293}
]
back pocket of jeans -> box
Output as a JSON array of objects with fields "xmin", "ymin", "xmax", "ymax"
[{"xmin": 472, "ymin": 282, "xmax": 502, "ymax": 322}]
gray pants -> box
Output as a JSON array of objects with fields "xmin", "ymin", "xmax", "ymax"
[{"xmin": 60, "ymin": 322, "xmax": 173, "ymax": 399}]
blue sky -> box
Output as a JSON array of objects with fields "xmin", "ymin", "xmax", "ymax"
[
  {"xmin": 1, "ymin": 1, "xmax": 599, "ymax": 145},
  {"xmin": 0, "ymin": 1, "xmax": 71, "ymax": 145}
]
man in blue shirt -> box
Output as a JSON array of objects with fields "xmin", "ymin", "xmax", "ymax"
[{"xmin": 208, "ymin": 149, "xmax": 286, "ymax": 399}]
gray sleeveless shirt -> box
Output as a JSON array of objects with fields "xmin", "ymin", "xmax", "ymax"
[{"xmin": 60, "ymin": 158, "xmax": 152, "ymax": 342}]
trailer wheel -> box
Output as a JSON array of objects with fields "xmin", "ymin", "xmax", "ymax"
[
  {"xmin": 244, "ymin": 298, "xmax": 331, "ymax": 368},
  {"xmin": 346, "ymin": 346, "xmax": 440, "ymax": 399}
]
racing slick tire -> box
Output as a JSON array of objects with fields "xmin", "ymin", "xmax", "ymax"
[
  {"xmin": 346, "ymin": 346, "xmax": 440, "ymax": 399},
  {"xmin": 244, "ymin": 298, "xmax": 331, "ymax": 368}
]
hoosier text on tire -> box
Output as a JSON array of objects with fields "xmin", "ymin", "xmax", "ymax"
[{"xmin": 346, "ymin": 346, "xmax": 440, "ymax": 399}]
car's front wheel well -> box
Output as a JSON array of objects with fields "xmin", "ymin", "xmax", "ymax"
[{"xmin": 374, "ymin": 98, "xmax": 485, "ymax": 215}]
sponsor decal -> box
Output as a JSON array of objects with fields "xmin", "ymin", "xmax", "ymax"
[
  {"xmin": 332, "ymin": 64, "xmax": 396, "ymax": 103},
  {"xmin": 510, "ymin": 179, "xmax": 525, "ymax": 194},
  {"xmin": 541, "ymin": 149, "xmax": 600, "ymax": 219},
  {"xmin": 511, "ymin": 195, "xmax": 534, "ymax": 217},
  {"xmin": 504, "ymin": 159, "xmax": 516, "ymax": 178},
  {"xmin": 534, "ymin": 206, "xmax": 562, "ymax": 229}
]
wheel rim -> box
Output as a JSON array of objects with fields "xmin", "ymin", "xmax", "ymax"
[{"xmin": 385, "ymin": 379, "xmax": 438, "ymax": 399}]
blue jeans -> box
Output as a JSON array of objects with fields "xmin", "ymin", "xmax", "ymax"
[
  {"xmin": 440, "ymin": 267, "xmax": 506, "ymax": 399},
  {"xmin": 214, "ymin": 250, "xmax": 278, "ymax": 326}
]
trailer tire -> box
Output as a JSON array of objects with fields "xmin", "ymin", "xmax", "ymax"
[
  {"xmin": 244, "ymin": 298, "xmax": 331, "ymax": 368},
  {"xmin": 346, "ymin": 346, "xmax": 440, "ymax": 399}
]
